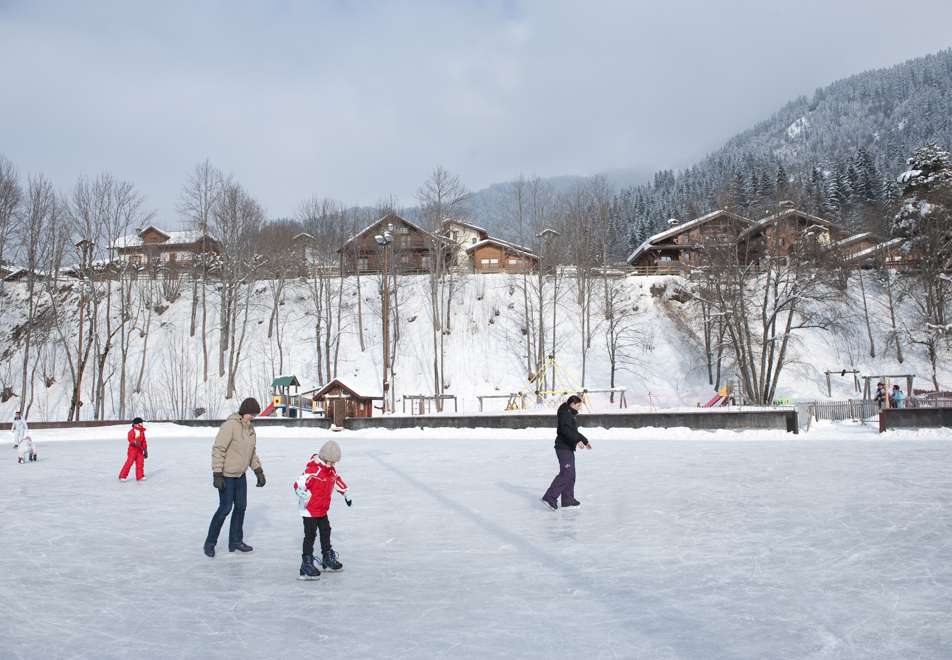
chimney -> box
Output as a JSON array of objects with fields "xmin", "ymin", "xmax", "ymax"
[{"xmin": 667, "ymin": 218, "xmax": 680, "ymax": 228}]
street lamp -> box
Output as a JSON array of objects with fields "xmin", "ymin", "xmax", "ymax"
[
  {"xmin": 536, "ymin": 228, "xmax": 560, "ymax": 392},
  {"xmin": 374, "ymin": 223, "xmax": 394, "ymax": 413}
]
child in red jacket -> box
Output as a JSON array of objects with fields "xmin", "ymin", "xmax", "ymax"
[
  {"xmin": 119, "ymin": 417, "xmax": 148, "ymax": 482},
  {"xmin": 293, "ymin": 440, "xmax": 351, "ymax": 579}
]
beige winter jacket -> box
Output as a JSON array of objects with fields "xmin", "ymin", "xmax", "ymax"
[{"xmin": 211, "ymin": 413, "xmax": 263, "ymax": 477}]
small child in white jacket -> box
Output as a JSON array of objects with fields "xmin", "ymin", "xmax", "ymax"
[{"xmin": 18, "ymin": 435, "xmax": 36, "ymax": 463}]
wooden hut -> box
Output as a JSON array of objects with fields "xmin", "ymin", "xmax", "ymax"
[{"xmin": 311, "ymin": 379, "xmax": 383, "ymax": 426}]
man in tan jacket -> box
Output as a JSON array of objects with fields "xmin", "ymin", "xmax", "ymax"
[{"xmin": 204, "ymin": 398, "xmax": 266, "ymax": 558}]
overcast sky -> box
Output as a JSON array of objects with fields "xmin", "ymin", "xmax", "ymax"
[{"xmin": 2, "ymin": 0, "xmax": 951, "ymax": 224}]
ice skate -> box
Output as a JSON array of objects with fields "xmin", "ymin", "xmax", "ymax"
[
  {"xmin": 203, "ymin": 542, "xmax": 215, "ymax": 558},
  {"xmin": 562, "ymin": 500, "xmax": 581, "ymax": 509},
  {"xmin": 320, "ymin": 550, "xmax": 343, "ymax": 572},
  {"xmin": 18, "ymin": 457, "xmax": 23, "ymax": 464},
  {"xmin": 228, "ymin": 541, "xmax": 253, "ymax": 554},
  {"xmin": 119, "ymin": 478, "xmax": 127, "ymax": 482},
  {"xmin": 298, "ymin": 555, "xmax": 321, "ymax": 580},
  {"xmin": 540, "ymin": 497, "xmax": 557, "ymax": 511},
  {"xmin": 30, "ymin": 453, "xmax": 36, "ymax": 461},
  {"xmin": 139, "ymin": 477, "xmax": 147, "ymax": 481}
]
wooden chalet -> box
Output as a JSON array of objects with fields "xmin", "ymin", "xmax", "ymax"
[
  {"xmin": 737, "ymin": 208, "xmax": 844, "ymax": 265},
  {"xmin": 465, "ymin": 237, "xmax": 539, "ymax": 273},
  {"xmin": 110, "ymin": 226, "xmax": 223, "ymax": 279},
  {"xmin": 340, "ymin": 213, "xmax": 447, "ymax": 274},
  {"xmin": 626, "ymin": 210, "xmax": 753, "ymax": 274},
  {"xmin": 311, "ymin": 378, "xmax": 383, "ymax": 426}
]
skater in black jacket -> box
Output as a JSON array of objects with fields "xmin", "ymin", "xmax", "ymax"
[{"xmin": 540, "ymin": 395, "xmax": 591, "ymax": 510}]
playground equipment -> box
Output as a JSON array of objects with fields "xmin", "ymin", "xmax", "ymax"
[
  {"xmin": 270, "ymin": 375, "xmax": 302, "ymax": 417},
  {"xmin": 703, "ymin": 386, "xmax": 730, "ymax": 407},
  {"xmin": 824, "ymin": 369, "xmax": 861, "ymax": 397},
  {"xmin": 504, "ymin": 356, "xmax": 627, "ymax": 411}
]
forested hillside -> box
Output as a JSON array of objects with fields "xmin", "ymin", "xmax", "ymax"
[{"xmin": 617, "ymin": 49, "xmax": 952, "ymax": 248}]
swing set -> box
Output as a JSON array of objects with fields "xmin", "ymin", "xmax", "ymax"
[{"xmin": 505, "ymin": 356, "xmax": 627, "ymax": 411}]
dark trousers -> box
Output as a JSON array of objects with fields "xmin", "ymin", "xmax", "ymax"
[
  {"xmin": 206, "ymin": 474, "xmax": 247, "ymax": 546},
  {"xmin": 303, "ymin": 516, "xmax": 332, "ymax": 556},
  {"xmin": 543, "ymin": 449, "xmax": 578, "ymax": 506}
]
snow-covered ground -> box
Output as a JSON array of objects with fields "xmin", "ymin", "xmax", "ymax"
[
  {"xmin": 3, "ymin": 272, "xmax": 948, "ymax": 423},
  {"xmin": 3, "ymin": 422, "xmax": 951, "ymax": 659}
]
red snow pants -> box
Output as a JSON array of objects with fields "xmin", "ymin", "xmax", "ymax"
[{"xmin": 119, "ymin": 445, "xmax": 145, "ymax": 480}]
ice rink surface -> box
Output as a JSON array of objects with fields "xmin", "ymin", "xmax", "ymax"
[{"xmin": 2, "ymin": 422, "xmax": 952, "ymax": 659}]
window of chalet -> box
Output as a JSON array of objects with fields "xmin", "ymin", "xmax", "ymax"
[
  {"xmin": 660, "ymin": 256, "xmax": 672, "ymax": 262},
  {"xmin": 481, "ymin": 258, "xmax": 490, "ymax": 265},
  {"xmin": 399, "ymin": 235, "xmax": 410, "ymax": 248},
  {"xmin": 358, "ymin": 257, "xmax": 368, "ymax": 270},
  {"xmin": 472, "ymin": 238, "xmax": 477, "ymax": 245},
  {"xmin": 421, "ymin": 255, "xmax": 431, "ymax": 269},
  {"xmin": 452, "ymin": 231, "xmax": 458, "ymax": 241},
  {"xmin": 490, "ymin": 258, "xmax": 498, "ymax": 265}
]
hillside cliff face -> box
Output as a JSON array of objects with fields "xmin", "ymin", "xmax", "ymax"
[{"xmin": 0, "ymin": 272, "xmax": 945, "ymax": 422}]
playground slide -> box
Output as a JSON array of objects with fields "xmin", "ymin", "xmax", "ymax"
[
  {"xmin": 260, "ymin": 401, "xmax": 275, "ymax": 417},
  {"xmin": 703, "ymin": 387, "xmax": 729, "ymax": 408}
]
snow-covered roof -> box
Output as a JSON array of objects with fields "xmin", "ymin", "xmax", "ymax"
[
  {"xmin": 310, "ymin": 377, "xmax": 383, "ymax": 400},
  {"xmin": 442, "ymin": 218, "xmax": 488, "ymax": 235},
  {"xmin": 626, "ymin": 209, "xmax": 752, "ymax": 264},
  {"xmin": 845, "ymin": 238, "xmax": 905, "ymax": 262},
  {"xmin": 341, "ymin": 213, "xmax": 439, "ymax": 249},
  {"xmin": 464, "ymin": 237, "xmax": 537, "ymax": 259},
  {"xmin": 835, "ymin": 232, "xmax": 878, "ymax": 248},
  {"xmin": 111, "ymin": 228, "xmax": 210, "ymax": 250}
]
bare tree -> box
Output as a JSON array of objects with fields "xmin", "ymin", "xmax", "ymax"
[
  {"xmin": 0, "ymin": 155, "xmax": 22, "ymax": 270},
  {"xmin": 211, "ymin": 180, "xmax": 265, "ymax": 399},
  {"xmin": 693, "ymin": 226, "xmax": 840, "ymax": 404},
  {"xmin": 415, "ymin": 166, "xmax": 472, "ymax": 409},
  {"xmin": 178, "ymin": 160, "xmax": 226, "ymax": 382},
  {"xmin": 17, "ymin": 174, "xmax": 61, "ymax": 418}
]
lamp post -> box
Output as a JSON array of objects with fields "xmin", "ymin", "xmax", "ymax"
[
  {"xmin": 536, "ymin": 228, "xmax": 560, "ymax": 392},
  {"xmin": 374, "ymin": 223, "xmax": 395, "ymax": 413}
]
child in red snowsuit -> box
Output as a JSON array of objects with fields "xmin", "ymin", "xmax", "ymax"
[
  {"xmin": 293, "ymin": 440, "xmax": 350, "ymax": 579},
  {"xmin": 119, "ymin": 417, "xmax": 148, "ymax": 482}
]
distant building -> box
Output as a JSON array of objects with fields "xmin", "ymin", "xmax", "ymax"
[
  {"xmin": 110, "ymin": 226, "xmax": 223, "ymax": 279},
  {"xmin": 466, "ymin": 237, "xmax": 539, "ymax": 273},
  {"xmin": 340, "ymin": 213, "xmax": 445, "ymax": 274},
  {"xmin": 737, "ymin": 208, "xmax": 843, "ymax": 264},
  {"xmin": 626, "ymin": 210, "xmax": 753, "ymax": 273},
  {"xmin": 442, "ymin": 219, "xmax": 489, "ymax": 268}
]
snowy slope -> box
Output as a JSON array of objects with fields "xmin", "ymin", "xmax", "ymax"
[{"xmin": 0, "ymin": 271, "xmax": 948, "ymax": 422}]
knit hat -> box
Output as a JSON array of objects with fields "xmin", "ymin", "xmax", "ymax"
[
  {"xmin": 132, "ymin": 417, "xmax": 144, "ymax": 426},
  {"xmin": 238, "ymin": 398, "xmax": 261, "ymax": 416},
  {"xmin": 319, "ymin": 440, "xmax": 341, "ymax": 463}
]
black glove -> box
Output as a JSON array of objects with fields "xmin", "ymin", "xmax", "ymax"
[
  {"xmin": 143, "ymin": 449, "xmax": 148, "ymax": 459},
  {"xmin": 213, "ymin": 472, "xmax": 225, "ymax": 491},
  {"xmin": 133, "ymin": 441, "xmax": 141, "ymax": 447},
  {"xmin": 254, "ymin": 468, "xmax": 266, "ymax": 488}
]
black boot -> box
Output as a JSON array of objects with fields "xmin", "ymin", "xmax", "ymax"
[
  {"xmin": 299, "ymin": 555, "xmax": 321, "ymax": 580},
  {"xmin": 203, "ymin": 542, "xmax": 215, "ymax": 558}
]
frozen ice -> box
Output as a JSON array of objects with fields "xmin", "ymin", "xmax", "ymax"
[{"xmin": 2, "ymin": 422, "xmax": 951, "ymax": 658}]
